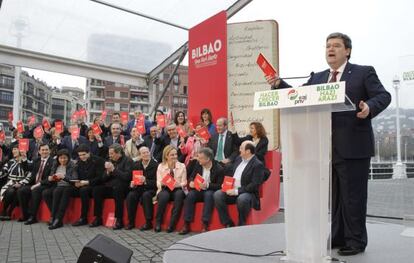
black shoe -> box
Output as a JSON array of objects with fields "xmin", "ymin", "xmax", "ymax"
[
  {"xmin": 18, "ymin": 217, "xmax": 28, "ymax": 222},
  {"xmin": 179, "ymin": 223, "xmax": 190, "ymax": 235},
  {"xmin": 166, "ymin": 226, "xmax": 175, "ymax": 233},
  {"xmin": 140, "ymin": 222, "xmax": 153, "ymax": 231},
  {"xmin": 89, "ymin": 217, "xmax": 102, "ymax": 228},
  {"xmin": 48, "ymin": 219, "xmax": 63, "ymax": 230},
  {"xmin": 72, "ymin": 218, "xmax": 88, "ymax": 227},
  {"xmin": 113, "ymin": 219, "xmax": 124, "ymax": 230},
  {"xmin": 154, "ymin": 223, "xmax": 161, "ymax": 232},
  {"xmin": 125, "ymin": 224, "xmax": 134, "ymax": 230},
  {"xmin": 2, "ymin": 215, "xmax": 11, "ymax": 221},
  {"xmin": 338, "ymin": 246, "xmax": 365, "ymax": 256},
  {"xmin": 25, "ymin": 216, "xmax": 38, "ymax": 225},
  {"xmin": 225, "ymin": 221, "xmax": 235, "ymax": 228},
  {"xmin": 48, "ymin": 218, "xmax": 54, "ymax": 226}
]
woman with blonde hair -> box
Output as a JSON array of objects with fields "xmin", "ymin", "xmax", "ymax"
[{"xmin": 154, "ymin": 145, "xmax": 187, "ymax": 232}]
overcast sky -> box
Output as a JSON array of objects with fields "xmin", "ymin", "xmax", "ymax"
[{"xmin": 24, "ymin": 0, "xmax": 413, "ymax": 108}]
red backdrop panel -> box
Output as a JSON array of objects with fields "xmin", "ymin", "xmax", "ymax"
[{"xmin": 188, "ymin": 11, "xmax": 227, "ymax": 126}]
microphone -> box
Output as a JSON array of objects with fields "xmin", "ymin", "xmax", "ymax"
[{"xmin": 281, "ymin": 72, "xmax": 314, "ymax": 80}]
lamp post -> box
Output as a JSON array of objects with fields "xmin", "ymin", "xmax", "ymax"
[{"xmin": 392, "ymin": 75, "xmax": 407, "ymax": 179}]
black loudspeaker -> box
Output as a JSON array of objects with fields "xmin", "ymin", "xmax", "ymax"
[{"xmin": 77, "ymin": 234, "xmax": 133, "ymax": 263}]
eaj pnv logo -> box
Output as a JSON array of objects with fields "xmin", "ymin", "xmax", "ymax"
[{"xmin": 288, "ymin": 89, "xmax": 298, "ymax": 100}]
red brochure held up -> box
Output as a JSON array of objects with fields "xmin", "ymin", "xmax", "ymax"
[
  {"xmin": 194, "ymin": 173, "xmax": 205, "ymax": 191},
  {"xmin": 42, "ymin": 118, "xmax": 51, "ymax": 130},
  {"xmin": 221, "ymin": 176, "xmax": 235, "ymax": 192},
  {"xmin": 177, "ymin": 126, "xmax": 187, "ymax": 138},
  {"xmin": 91, "ymin": 123, "xmax": 102, "ymax": 135},
  {"xmin": 161, "ymin": 173, "xmax": 176, "ymax": 191},
  {"xmin": 120, "ymin": 112, "xmax": 129, "ymax": 125},
  {"xmin": 18, "ymin": 138, "xmax": 30, "ymax": 152},
  {"xmin": 196, "ymin": 126, "xmax": 210, "ymax": 141},
  {"xmin": 17, "ymin": 121, "xmax": 25, "ymax": 133},
  {"xmin": 55, "ymin": 121, "xmax": 63, "ymax": 134},
  {"xmin": 256, "ymin": 53, "xmax": 277, "ymax": 78},
  {"xmin": 132, "ymin": 170, "xmax": 144, "ymax": 186},
  {"xmin": 34, "ymin": 126, "xmax": 44, "ymax": 139},
  {"xmin": 156, "ymin": 115, "xmax": 166, "ymax": 128},
  {"xmin": 7, "ymin": 112, "xmax": 13, "ymax": 122}
]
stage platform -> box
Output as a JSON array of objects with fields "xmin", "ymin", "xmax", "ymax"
[{"xmin": 164, "ymin": 221, "xmax": 414, "ymax": 263}]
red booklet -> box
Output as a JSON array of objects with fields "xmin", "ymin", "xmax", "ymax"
[
  {"xmin": 161, "ymin": 173, "xmax": 176, "ymax": 191},
  {"xmin": 42, "ymin": 118, "xmax": 51, "ymax": 130},
  {"xmin": 28, "ymin": 115, "xmax": 36, "ymax": 126},
  {"xmin": 0, "ymin": 131, "xmax": 5, "ymax": 142},
  {"xmin": 71, "ymin": 126, "xmax": 80, "ymax": 140},
  {"xmin": 177, "ymin": 126, "xmax": 187, "ymax": 138},
  {"xmin": 18, "ymin": 138, "xmax": 29, "ymax": 152},
  {"xmin": 221, "ymin": 176, "xmax": 235, "ymax": 192},
  {"xmin": 8, "ymin": 111, "xmax": 13, "ymax": 122},
  {"xmin": 194, "ymin": 173, "xmax": 205, "ymax": 191},
  {"xmin": 156, "ymin": 115, "xmax": 166, "ymax": 128},
  {"xmin": 105, "ymin": 212, "xmax": 116, "ymax": 227},
  {"xmin": 256, "ymin": 53, "xmax": 277, "ymax": 78},
  {"xmin": 101, "ymin": 110, "xmax": 108, "ymax": 121},
  {"xmin": 138, "ymin": 114, "xmax": 145, "ymax": 122},
  {"xmin": 196, "ymin": 127, "xmax": 210, "ymax": 141},
  {"xmin": 34, "ymin": 126, "xmax": 44, "ymax": 139},
  {"xmin": 136, "ymin": 121, "xmax": 146, "ymax": 135},
  {"xmin": 55, "ymin": 121, "xmax": 63, "ymax": 134},
  {"xmin": 17, "ymin": 121, "xmax": 25, "ymax": 133},
  {"xmin": 91, "ymin": 123, "xmax": 102, "ymax": 135},
  {"xmin": 132, "ymin": 170, "xmax": 144, "ymax": 186},
  {"xmin": 120, "ymin": 112, "xmax": 129, "ymax": 125},
  {"xmin": 71, "ymin": 111, "xmax": 79, "ymax": 121},
  {"xmin": 78, "ymin": 108, "xmax": 87, "ymax": 118}
]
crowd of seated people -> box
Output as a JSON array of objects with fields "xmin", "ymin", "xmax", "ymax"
[{"xmin": 0, "ymin": 108, "xmax": 270, "ymax": 234}]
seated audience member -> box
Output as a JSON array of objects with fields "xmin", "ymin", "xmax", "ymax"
[
  {"xmin": 124, "ymin": 127, "xmax": 143, "ymax": 162},
  {"xmin": 90, "ymin": 144, "xmax": 133, "ymax": 230},
  {"xmin": 208, "ymin": 118, "xmax": 238, "ymax": 167},
  {"xmin": 125, "ymin": 146, "xmax": 158, "ymax": 230},
  {"xmin": 42, "ymin": 149, "xmax": 78, "ymax": 230},
  {"xmin": 0, "ymin": 146, "xmax": 30, "ymax": 221},
  {"xmin": 17, "ymin": 143, "xmax": 54, "ymax": 224},
  {"xmin": 142, "ymin": 126, "xmax": 162, "ymax": 162},
  {"xmin": 214, "ymin": 141, "xmax": 265, "ymax": 227},
  {"xmin": 72, "ymin": 144, "xmax": 105, "ymax": 227},
  {"xmin": 154, "ymin": 145, "xmax": 187, "ymax": 233},
  {"xmin": 154, "ymin": 124, "xmax": 185, "ymax": 162},
  {"xmin": 230, "ymin": 122, "xmax": 269, "ymax": 166},
  {"xmin": 179, "ymin": 148, "xmax": 224, "ymax": 234},
  {"xmin": 200, "ymin": 108, "xmax": 216, "ymax": 136},
  {"xmin": 174, "ymin": 111, "xmax": 190, "ymax": 135}
]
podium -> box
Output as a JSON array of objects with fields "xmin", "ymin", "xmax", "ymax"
[{"xmin": 254, "ymin": 82, "xmax": 355, "ymax": 263}]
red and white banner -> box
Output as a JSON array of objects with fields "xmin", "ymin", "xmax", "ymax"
[{"xmin": 188, "ymin": 11, "xmax": 227, "ymax": 124}]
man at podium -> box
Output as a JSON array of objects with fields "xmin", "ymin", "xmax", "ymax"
[{"xmin": 267, "ymin": 32, "xmax": 391, "ymax": 256}]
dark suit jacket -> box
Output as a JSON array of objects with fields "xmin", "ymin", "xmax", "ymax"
[
  {"xmin": 132, "ymin": 159, "xmax": 158, "ymax": 191},
  {"xmin": 27, "ymin": 156, "xmax": 54, "ymax": 186},
  {"xmin": 102, "ymin": 154, "xmax": 133, "ymax": 187},
  {"xmin": 154, "ymin": 135, "xmax": 185, "ymax": 162},
  {"xmin": 232, "ymin": 134, "xmax": 268, "ymax": 165},
  {"xmin": 189, "ymin": 160, "xmax": 224, "ymax": 191},
  {"xmin": 60, "ymin": 135, "xmax": 88, "ymax": 160},
  {"xmin": 277, "ymin": 62, "xmax": 391, "ymax": 159},
  {"xmin": 208, "ymin": 131, "xmax": 238, "ymax": 162},
  {"xmin": 142, "ymin": 135, "xmax": 162, "ymax": 162},
  {"xmin": 232, "ymin": 155, "xmax": 265, "ymax": 210},
  {"xmin": 76, "ymin": 155, "xmax": 105, "ymax": 187}
]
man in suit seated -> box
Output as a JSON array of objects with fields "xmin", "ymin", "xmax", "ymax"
[
  {"xmin": 214, "ymin": 141, "xmax": 265, "ymax": 227},
  {"xmin": 208, "ymin": 118, "xmax": 238, "ymax": 168},
  {"xmin": 90, "ymin": 144, "xmax": 133, "ymax": 230},
  {"xmin": 72, "ymin": 144, "xmax": 105, "ymax": 226},
  {"xmin": 267, "ymin": 32, "xmax": 391, "ymax": 256},
  {"xmin": 17, "ymin": 143, "xmax": 54, "ymax": 224},
  {"xmin": 179, "ymin": 147, "xmax": 224, "ymax": 234}
]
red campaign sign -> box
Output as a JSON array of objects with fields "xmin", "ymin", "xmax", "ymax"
[
  {"xmin": 34, "ymin": 126, "xmax": 44, "ymax": 139},
  {"xmin": 156, "ymin": 115, "xmax": 166, "ymax": 128},
  {"xmin": 91, "ymin": 123, "xmax": 102, "ymax": 135},
  {"xmin": 196, "ymin": 126, "xmax": 210, "ymax": 141},
  {"xmin": 78, "ymin": 108, "xmax": 87, "ymax": 118},
  {"xmin": 17, "ymin": 121, "xmax": 25, "ymax": 133},
  {"xmin": 101, "ymin": 110, "xmax": 108, "ymax": 121},
  {"xmin": 0, "ymin": 131, "xmax": 5, "ymax": 142},
  {"xmin": 161, "ymin": 173, "xmax": 176, "ymax": 191},
  {"xmin": 136, "ymin": 121, "xmax": 146, "ymax": 135},
  {"xmin": 42, "ymin": 118, "xmax": 51, "ymax": 130},
  {"xmin": 194, "ymin": 173, "xmax": 205, "ymax": 191},
  {"xmin": 71, "ymin": 111, "xmax": 79, "ymax": 121},
  {"xmin": 177, "ymin": 126, "xmax": 187, "ymax": 138},
  {"xmin": 71, "ymin": 126, "xmax": 80, "ymax": 140},
  {"xmin": 188, "ymin": 11, "xmax": 227, "ymax": 129},
  {"xmin": 138, "ymin": 114, "xmax": 145, "ymax": 122},
  {"xmin": 120, "ymin": 112, "xmax": 129, "ymax": 125},
  {"xmin": 256, "ymin": 53, "xmax": 277, "ymax": 78},
  {"xmin": 8, "ymin": 112, "xmax": 13, "ymax": 122},
  {"xmin": 221, "ymin": 176, "xmax": 235, "ymax": 192},
  {"xmin": 18, "ymin": 138, "xmax": 30, "ymax": 152},
  {"xmin": 28, "ymin": 115, "xmax": 36, "ymax": 126},
  {"xmin": 55, "ymin": 121, "xmax": 63, "ymax": 134},
  {"xmin": 132, "ymin": 170, "xmax": 144, "ymax": 186}
]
